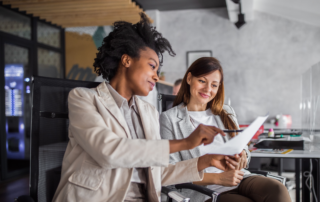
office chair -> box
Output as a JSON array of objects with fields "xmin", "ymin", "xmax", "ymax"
[
  {"xmin": 16, "ymin": 77, "xmax": 189, "ymax": 202},
  {"xmin": 158, "ymin": 93, "xmax": 286, "ymax": 202}
]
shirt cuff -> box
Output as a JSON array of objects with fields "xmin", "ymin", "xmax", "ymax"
[
  {"xmin": 160, "ymin": 139, "xmax": 170, "ymax": 167},
  {"xmin": 190, "ymin": 157, "xmax": 204, "ymax": 182}
]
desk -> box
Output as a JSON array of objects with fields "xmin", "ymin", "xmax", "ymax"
[{"xmin": 251, "ymin": 143, "xmax": 320, "ymax": 202}]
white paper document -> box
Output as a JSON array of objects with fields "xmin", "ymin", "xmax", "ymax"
[{"xmin": 201, "ymin": 115, "xmax": 269, "ymax": 156}]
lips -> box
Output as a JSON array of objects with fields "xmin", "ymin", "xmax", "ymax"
[
  {"xmin": 148, "ymin": 81, "xmax": 155, "ymax": 89},
  {"xmin": 199, "ymin": 92, "xmax": 209, "ymax": 98}
]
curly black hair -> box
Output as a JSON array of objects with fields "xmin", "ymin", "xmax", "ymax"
[{"xmin": 93, "ymin": 13, "xmax": 176, "ymax": 81}]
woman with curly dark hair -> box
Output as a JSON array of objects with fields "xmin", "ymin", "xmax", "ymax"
[{"xmin": 53, "ymin": 13, "xmax": 233, "ymax": 202}]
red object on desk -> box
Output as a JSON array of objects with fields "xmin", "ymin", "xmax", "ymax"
[{"xmin": 239, "ymin": 124, "xmax": 264, "ymax": 140}]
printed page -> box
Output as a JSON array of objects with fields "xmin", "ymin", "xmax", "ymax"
[{"xmin": 201, "ymin": 115, "xmax": 269, "ymax": 155}]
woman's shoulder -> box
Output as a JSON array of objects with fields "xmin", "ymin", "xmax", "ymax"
[
  {"xmin": 69, "ymin": 86, "xmax": 98, "ymax": 100},
  {"xmin": 161, "ymin": 103, "xmax": 183, "ymax": 116},
  {"xmin": 160, "ymin": 103, "xmax": 184, "ymax": 121}
]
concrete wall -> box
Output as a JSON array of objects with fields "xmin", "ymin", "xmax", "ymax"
[{"xmin": 157, "ymin": 8, "xmax": 320, "ymax": 127}]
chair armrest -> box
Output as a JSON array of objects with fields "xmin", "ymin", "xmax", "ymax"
[
  {"xmin": 15, "ymin": 195, "xmax": 35, "ymax": 202},
  {"xmin": 248, "ymin": 170, "xmax": 286, "ymax": 185},
  {"xmin": 161, "ymin": 186, "xmax": 190, "ymax": 202},
  {"xmin": 267, "ymin": 174, "xmax": 286, "ymax": 185},
  {"xmin": 248, "ymin": 170, "xmax": 269, "ymax": 176},
  {"xmin": 174, "ymin": 183, "xmax": 219, "ymax": 201}
]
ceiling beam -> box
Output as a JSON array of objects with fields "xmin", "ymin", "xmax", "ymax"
[
  {"xmin": 1, "ymin": 0, "xmax": 128, "ymax": 4},
  {"xmin": 61, "ymin": 19, "xmax": 141, "ymax": 27},
  {"xmin": 11, "ymin": 5, "xmax": 138, "ymax": 14},
  {"xmin": 38, "ymin": 10, "xmax": 142, "ymax": 18},
  {"xmin": 6, "ymin": 1, "xmax": 137, "ymax": 11},
  {"xmin": 23, "ymin": 7, "xmax": 142, "ymax": 15},
  {"xmin": 1, "ymin": 0, "xmax": 150, "ymax": 27},
  {"xmin": 44, "ymin": 15, "xmax": 141, "ymax": 23}
]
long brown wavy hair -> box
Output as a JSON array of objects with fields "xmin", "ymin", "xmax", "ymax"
[{"xmin": 173, "ymin": 57, "xmax": 238, "ymax": 137}]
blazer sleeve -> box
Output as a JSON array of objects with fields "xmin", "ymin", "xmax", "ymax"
[
  {"xmin": 159, "ymin": 111, "xmax": 204, "ymax": 185},
  {"xmin": 68, "ymin": 88, "xmax": 170, "ymax": 169},
  {"xmin": 159, "ymin": 112, "xmax": 183, "ymax": 164},
  {"xmin": 227, "ymin": 105, "xmax": 251, "ymax": 168}
]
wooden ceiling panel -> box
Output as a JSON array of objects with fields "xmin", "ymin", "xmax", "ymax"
[{"xmin": 2, "ymin": 0, "xmax": 151, "ymax": 27}]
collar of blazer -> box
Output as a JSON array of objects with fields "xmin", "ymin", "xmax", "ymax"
[
  {"xmin": 176, "ymin": 103, "xmax": 200, "ymax": 158},
  {"xmin": 96, "ymin": 81, "xmax": 153, "ymax": 140},
  {"xmin": 176, "ymin": 103, "xmax": 229, "ymax": 158}
]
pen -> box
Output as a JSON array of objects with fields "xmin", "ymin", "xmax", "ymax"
[{"xmin": 223, "ymin": 130, "xmax": 243, "ymax": 132}]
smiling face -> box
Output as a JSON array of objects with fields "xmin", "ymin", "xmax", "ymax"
[
  {"xmin": 187, "ymin": 70, "xmax": 221, "ymax": 107},
  {"xmin": 126, "ymin": 47, "xmax": 160, "ymax": 96}
]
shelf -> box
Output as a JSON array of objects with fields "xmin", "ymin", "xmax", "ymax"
[{"xmin": 157, "ymin": 80, "xmax": 173, "ymax": 87}]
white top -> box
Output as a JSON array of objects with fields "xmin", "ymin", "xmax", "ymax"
[{"xmin": 188, "ymin": 108, "xmax": 239, "ymax": 193}]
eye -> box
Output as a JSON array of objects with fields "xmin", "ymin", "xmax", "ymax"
[
  {"xmin": 199, "ymin": 79, "xmax": 205, "ymax": 83},
  {"xmin": 149, "ymin": 64, "xmax": 156, "ymax": 69},
  {"xmin": 212, "ymin": 84, "xmax": 218, "ymax": 88}
]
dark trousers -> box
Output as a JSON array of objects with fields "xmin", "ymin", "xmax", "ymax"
[{"xmin": 206, "ymin": 175, "xmax": 291, "ymax": 202}]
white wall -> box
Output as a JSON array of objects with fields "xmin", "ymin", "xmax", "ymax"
[
  {"xmin": 254, "ymin": 0, "xmax": 320, "ymax": 27},
  {"xmin": 154, "ymin": 8, "xmax": 320, "ymax": 128}
]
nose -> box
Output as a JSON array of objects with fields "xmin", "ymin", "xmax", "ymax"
[
  {"xmin": 153, "ymin": 72, "xmax": 159, "ymax": 83},
  {"xmin": 203, "ymin": 83, "xmax": 211, "ymax": 92}
]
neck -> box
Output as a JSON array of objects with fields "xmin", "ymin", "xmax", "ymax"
[
  {"xmin": 109, "ymin": 69, "xmax": 133, "ymax": 102},
  {"xmin": 186, "ymin": 98, "xmax": 207, "ymax": 111}
]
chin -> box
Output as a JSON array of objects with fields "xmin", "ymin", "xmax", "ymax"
[
  {"xmin": 196, "ymin": 97, "xmax": 209, "ymax": 104},
  {"xmin": 133, "ymin": 89, "xmax": 149, "ymax": 97},
  {"xmin": 140, "ymin": 89, "xmax": 150, "ymax": 97}
]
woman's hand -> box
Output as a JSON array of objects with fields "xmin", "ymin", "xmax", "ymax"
[
  {"xmin": 216, "ymin": 170, "xmax": 244, "ymax": 187},
  {"xmin": 169, "ymin": 124, "xmax": 225, "ymax": 154},
  {"xmin": 198, "ymin": 154, "xmax": 230, "ymax": 171},
  {"xmin": 225, "ymin": 150, "xmax": 247, "ymax": 170},
  {"xmin": 225, "ymin": 154, "xmax": 241, "ymax": 170},
  {"xmin": 239, "ymin": 150, "xmax": 248, "ymax": 169},
  {"xmin": 186, "ymin": 124, "xmax": 226, "ymax": 148}
]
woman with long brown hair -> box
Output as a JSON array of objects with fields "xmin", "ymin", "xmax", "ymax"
[{"xmin": 160, "ymin": 57, "xmax": 291, "ymax": 202}]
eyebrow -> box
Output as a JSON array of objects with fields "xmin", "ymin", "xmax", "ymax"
[
  {"xmin": 150, "ymin": 58, "xmax": 158, "ymax": 67},
  {"xmin": 203, "ymin": 76, "xmax": 219, "ymax": 83}
]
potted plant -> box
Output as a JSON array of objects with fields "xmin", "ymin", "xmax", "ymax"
[{"xmin": 159, "ymin": 72, "xmax": 165, "ymax": 81}]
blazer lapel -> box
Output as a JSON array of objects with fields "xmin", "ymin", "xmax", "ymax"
[
  {"xmin": 96, "ymin": 82, "xmax": 131, "ymax": 139},
  {"xmin": 177, "ymin": 104, "xmax": 201, "ymax": 158},
  {"xmin": 134, "ymin": 96, "xmax": 154, "ymax": 140}
]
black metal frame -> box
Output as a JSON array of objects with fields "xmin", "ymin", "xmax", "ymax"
[
  {"xmin": 253, "ymin": 156, "xmax": 320, "ymax": 202},
  {"xmin": 0, "ymin": 3, "xmax": 65, "ymax": 180},
  {"xmin": 186, "ymin": 50, "xmax": 212, "ymax": 69},
  {"xmin": 159, "ymin": 94, "xmax": 176, "ymax": 112}
]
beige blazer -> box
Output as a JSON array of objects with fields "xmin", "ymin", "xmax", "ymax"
[{"xmin": 53, "ymin": 82, "xmax": 203, "ymax": 202}]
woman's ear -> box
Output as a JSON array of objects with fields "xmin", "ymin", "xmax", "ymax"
[
  {"xmin": 186, "ymin": 72, "xmax": 192, "ymax": 85},
  {"xmin": 120, "ymin": 54, "xmax": 131, "ymax": 68}
]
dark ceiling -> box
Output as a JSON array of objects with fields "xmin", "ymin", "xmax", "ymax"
[{"xmin": 135, "ymin": 0, "xmax": 226, "ymax": 11}]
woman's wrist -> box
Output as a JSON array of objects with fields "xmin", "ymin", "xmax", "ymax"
[
  {"xmin": 169, "ymin": 139, "xmax": 188, "ymax": 153},
  {"xmin": 197, "ymin": 155, "xmax": 211, "ymax": 171},
  {"xmin": 210, "ymin": 173, "xmax": 221, "ymax": 185}
]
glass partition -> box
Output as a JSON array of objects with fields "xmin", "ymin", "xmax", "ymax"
[
  {"xmin": 38, "ymin": 48, "xmax": 62, "ymax": 78},
  {"xmin": 0, "ymin": 7, "xmax": 31, "ymax": 39},
  {"xmin": 301, "ymin": 62, "xmax": 320, "ymax": 144},
  {"xmin": 3, "ymin": 43, "xmax": 31, "ymax": 174},
  {"xmin": 0, "ymin": 4, "xmax": 64, "ymax": 180},
  {"xmin": 37, "ymin": 21, "xmax": 61, "ymax": 48}
]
